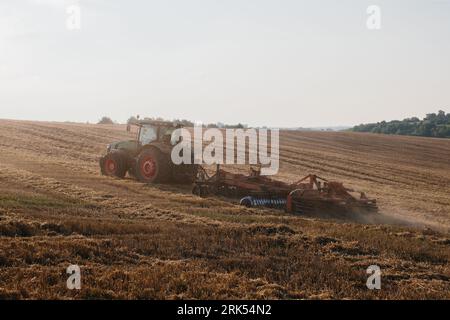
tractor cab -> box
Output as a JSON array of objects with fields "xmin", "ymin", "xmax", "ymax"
[
  {"xmin": 105, "ymin": 120, "xmax": 179, "ymax": 155},
  {"xmin": 135, "ymin": 120, "xmax": 178, "ymax": 146}
]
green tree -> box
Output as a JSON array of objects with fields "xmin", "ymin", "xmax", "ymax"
[
  {"xmin": 352, "ymin": 110, "xmax": 449, "ymax": 138},
  {"xmin": 127, "ymin": 116, "xmax": 138, "ymax": 124},
  {"xmin": 98, "ymin": 116, "xmax": 114, "ymax": 125}
]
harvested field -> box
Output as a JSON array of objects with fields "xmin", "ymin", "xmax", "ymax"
[{"xmin": 0, "ymin": 119, "xmax": 449, "ymax": 299}]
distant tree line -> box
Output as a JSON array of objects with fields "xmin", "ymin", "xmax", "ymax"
[
  {"xmin": 97, "ymin": 115, "xmax": 248, "ymax": 129},
  {"xmin": 352, "ymin": 110, "xmax": 450, "ymax": 138}
]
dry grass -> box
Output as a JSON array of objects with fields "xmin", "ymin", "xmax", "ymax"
[{"xmin": 0, "ymin": 119, "xmax": 449, "ymax": 299}]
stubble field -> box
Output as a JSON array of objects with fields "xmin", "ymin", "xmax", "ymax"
[{"xmin": 0, "ymin": 119, "xmax": 449, "ymax": 299}]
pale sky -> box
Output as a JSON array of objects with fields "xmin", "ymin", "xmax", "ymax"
[{"xmin": 0, "ymin": 0, "xmax": 449, "ymax": 127}]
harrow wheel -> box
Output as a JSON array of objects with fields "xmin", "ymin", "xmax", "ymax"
[{"xmin": 192, "ymin": 184, "xmax": 210, "ymax": 197}]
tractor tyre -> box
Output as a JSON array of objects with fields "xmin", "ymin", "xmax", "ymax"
[
  {"xmin": 100, "ymin": 151, "xmax": 127, "ymax": 178},
  {"xmin": 135, "ymin": 148, "xmax": 171, "ymax": 183}
]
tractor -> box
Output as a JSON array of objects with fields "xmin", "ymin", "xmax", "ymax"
[{"xmin": 99, "ymin": 120, "xmax": 197, "ymax": 183}]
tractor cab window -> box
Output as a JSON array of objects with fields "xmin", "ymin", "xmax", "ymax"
[
  {"xmin": 139, "ymin": 126, "xmax": 157, "ymax": 145},
  {"xmin": 160, "ymin": 126, "xmax": 177, "ymax": 145}
]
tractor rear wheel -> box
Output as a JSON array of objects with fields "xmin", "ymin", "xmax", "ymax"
[
  {"xmin": 135, "ymin": 148, "xmax": 171, "ymax": 183},
  {"xmin": 100, "ymin": 151, "xmax": 127, "ymax": 178}
]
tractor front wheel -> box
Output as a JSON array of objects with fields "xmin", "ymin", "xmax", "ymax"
[{"xmin": 100, "ymin": 151, "xmax": 127, "ymax": 178}]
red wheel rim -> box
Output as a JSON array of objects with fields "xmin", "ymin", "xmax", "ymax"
[
  {"xmin": 140, "ymin": 155, "xmax": 156, "ymax": 179},
  {"xmin": 104, "ymin": 159, "xmax": 117, "ymax": 175}
]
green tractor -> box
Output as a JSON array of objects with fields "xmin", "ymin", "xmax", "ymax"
[{"xmin": 99, "ymin": 120, "xmax": 197, "ymax": 184}]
